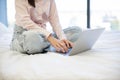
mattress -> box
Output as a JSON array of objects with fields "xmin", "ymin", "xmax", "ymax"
[{"xmin": 0, "ymin": 29, "xmax": 120, "ymax": 80}]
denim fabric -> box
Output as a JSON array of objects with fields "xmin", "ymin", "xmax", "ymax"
[{"xmin": 10, "ymin": 25, "xmax": 82, "ymax": 54}]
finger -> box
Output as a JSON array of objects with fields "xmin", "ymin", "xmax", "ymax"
[
  {"xmin": 56, "ymin": 43, "xmax": 65, "ymax": 53},
  {"xmin": 64, "ymin": 40, "xmax": 70, "ymax": 48},
  {"xmin": 62, "ymin": 40, "xmax": 73, "ymax": 48},
  {"xmin": 68, "ymin": 41, "xmax": 74, "ymax": 48},
  {"xmin": 52, "ymin": 44, "xmax": 60, "ymax": 52},
  {"xmin": 59, "ymin": 42, "xmax": 68, "ymax": 53},
  {"xmin": 56, "ymin": 47, "xmax": 61, "ymax": 52},
  {"xmin": 56, "ymin": 44, "xmax": 65, "ymax": 52}
]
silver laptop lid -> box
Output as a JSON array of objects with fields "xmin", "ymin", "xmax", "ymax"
[{"xmin": 69, "ymin": 28, "xmax": 105, "ymax": 56}]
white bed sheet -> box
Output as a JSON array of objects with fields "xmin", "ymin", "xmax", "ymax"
[{"xmin": 0, "ymin": 30, "xmax": 120, "ymax": 80}]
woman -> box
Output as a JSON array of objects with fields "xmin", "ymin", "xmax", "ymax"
[{"xmin": 10, "ymin": 0, "xmax": 81, "ymax": 55}]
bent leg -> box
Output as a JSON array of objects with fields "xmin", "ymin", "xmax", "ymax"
[
  {"xmin": 63, "ymin": 26, "xmax": 82, "ymax": 42},
  {"xmin": 11, "ymin": 31, "xmax": 50, "ymax": 54}
]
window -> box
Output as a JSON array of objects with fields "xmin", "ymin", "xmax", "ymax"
[
  {"xmin": 7, "ymin": 0, "xmax": 15, "ymax": 26},
  {"xmin": 56, "ymin": 0, "xmax": 87, "ymax": 29},
  {"xmin": 91, "ymin": 0, "xmax": 120, "ymax": 31}
]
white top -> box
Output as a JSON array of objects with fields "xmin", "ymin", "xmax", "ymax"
[{"xmin": 15, "ymin": 0, "xmax": 66, "ymax": 39}]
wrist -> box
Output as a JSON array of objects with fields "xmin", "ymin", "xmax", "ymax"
[{"xmin": 47, "ymin": 34, "xmax": 54, "ymax": 42}]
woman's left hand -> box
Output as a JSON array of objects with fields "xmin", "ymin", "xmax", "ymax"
[{"xmin": 60, "ymin": 39, "xmax": 73, "ymax": 49}]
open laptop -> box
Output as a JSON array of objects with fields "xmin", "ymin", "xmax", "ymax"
[{"xmin": 49, "ymin": 28, "xmax": 105, "ymax": 56}]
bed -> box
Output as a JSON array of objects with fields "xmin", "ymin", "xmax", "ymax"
[{"xmin": 0, "ymin": 26, "xmax": 120, "ymax": 80}]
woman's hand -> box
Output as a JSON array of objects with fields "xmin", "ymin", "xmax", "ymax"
[
  {"xmin": 47, "ymin": 35, "xmax": 69, "ymax": 53},
  {"xmin": 61, "ymin": 39, "xmax": 73, "ymax": 49}
]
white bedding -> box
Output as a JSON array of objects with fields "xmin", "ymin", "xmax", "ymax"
[{"xmin": 0, "ymin": 29, "xmax": 120, "ymax": 80}]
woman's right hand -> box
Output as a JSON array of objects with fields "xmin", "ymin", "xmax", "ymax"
[{"xmin": 47, "ymin": 35, "xmax": 68, "ymax": 53}]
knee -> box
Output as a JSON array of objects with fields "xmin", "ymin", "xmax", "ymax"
[
  {"xmin": 70, "ymin": 26, "xmax": 82, "ymax": 32},
  {"xmin": 64, "ymin": 26, "xmax": 82, "ymax": 42},
  {"xmin": 64, "ymin": 26, "xmax": 82, "ymax": 34},
  {"xmin": 22, "ymin": 31, "xmax": 47, "ymax": 54},
  {"xmin": 64, "ymin": 26, "xmax": 82, "ymax": 36}
]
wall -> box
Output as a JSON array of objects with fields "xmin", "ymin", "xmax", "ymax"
[{"xmin": 0, "ymin": 0, "xmax": 8, "ymax": 26}]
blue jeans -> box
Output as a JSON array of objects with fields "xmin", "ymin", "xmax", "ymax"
[{"xmin": 10, "ymin": 25, "xmax": 82, "ymax": 54}]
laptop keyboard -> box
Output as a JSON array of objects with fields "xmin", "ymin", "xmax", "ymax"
[{"xmin": 49, "ymin": 46, "xmax": 72, "ymax": 56}]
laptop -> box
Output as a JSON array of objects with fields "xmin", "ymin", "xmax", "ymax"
[{"xmin": 49, "ymin": 28, "xmax": 105, "ymax": 56}]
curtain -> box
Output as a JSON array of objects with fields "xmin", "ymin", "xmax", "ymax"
[{"xmin": 0, "ymin": 0, "xmax": 8, "ymax": 26}]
